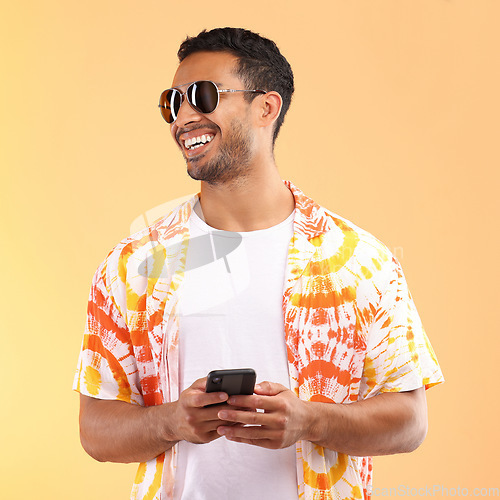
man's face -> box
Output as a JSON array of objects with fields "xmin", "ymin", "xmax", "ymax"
[{"xmin": 169, "ymin": 51, "xmax": 256, "ymax": 185}]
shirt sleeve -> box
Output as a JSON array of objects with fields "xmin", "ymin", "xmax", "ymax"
[
  {"xmin": 359, "ymin": 256, "xmax": 444, "ymax": 400},
  {"xmin": 72, "ymin": 258, "xmax": 144, "ymax": 406}
]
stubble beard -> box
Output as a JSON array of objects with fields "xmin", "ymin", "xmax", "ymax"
[{"xmin": 185, "ymin": 119, "xmax": 253, "ymax": 187}]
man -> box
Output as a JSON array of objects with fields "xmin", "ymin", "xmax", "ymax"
[{"xmin": 74, "ymin": 28, "xmax": 444, "ymax": 500}]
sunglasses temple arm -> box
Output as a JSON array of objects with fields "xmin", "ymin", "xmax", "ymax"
[{"xmin": 218, "ymin": 89, "xmax": 266, "ymax": 94}]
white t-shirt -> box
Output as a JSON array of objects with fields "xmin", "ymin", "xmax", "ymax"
[{"xmin": 174, "ymin": 203, "xmax": 299, "ymax": 500}]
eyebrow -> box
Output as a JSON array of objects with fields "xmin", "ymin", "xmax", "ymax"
[{"xmin": 171, "ymin": 80, "xmax": 224, "ymax": 90}]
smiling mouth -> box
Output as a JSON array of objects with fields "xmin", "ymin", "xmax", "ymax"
[
  {"xmin": 184, "ymin": 134, "xmax": 214, "ymax": 150},
  {"xmin": 182, "ymin": 134, "xmax": 215, "ymax": 157}
]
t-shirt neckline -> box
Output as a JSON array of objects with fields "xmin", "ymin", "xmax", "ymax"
[{"xmin": 190, "ymin": 200, "xmax": 295, "ymax": 239}]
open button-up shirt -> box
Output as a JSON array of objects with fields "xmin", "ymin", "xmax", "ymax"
[{"xmin": 74, "ymin": 180, "xmax": 444, "ymax": 499}]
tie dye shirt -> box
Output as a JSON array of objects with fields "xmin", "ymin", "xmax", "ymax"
[{"xmin": 73, "ymin": 180, "xmax": 444, "ymax": 499}]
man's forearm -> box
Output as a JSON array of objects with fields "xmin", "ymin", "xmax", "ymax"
[
  {"xmin": 79, "ymin": 394, "xmax": 178, "ymax": 463},
  {"xmin": 305, "ymin": 387, "xmax": 428, "ymax": 456}
]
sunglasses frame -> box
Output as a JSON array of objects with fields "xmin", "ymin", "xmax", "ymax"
[{"xmin": 158, "ymin": 80, "xmax": 266, "ymax": 124}]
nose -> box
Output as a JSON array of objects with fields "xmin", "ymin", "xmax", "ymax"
[{"xmin": 175, "ymin": 95, "xmax": 202, "ymax": 128}]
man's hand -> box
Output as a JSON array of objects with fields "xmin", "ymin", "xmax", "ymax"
[
  {"xmin": 79, "ymin": 377, "xmax": 232, "ymax": 463},
  {"xmin": 215, "ymin": 381, "xmax": 428, "ymax": 456},
  {"xmin": 171, "ymin": 377, "xmax": 232, "ymax": 444},
  {"xmin": 215, "ymin": 381, "xmax": 312, "ymax": 449}
]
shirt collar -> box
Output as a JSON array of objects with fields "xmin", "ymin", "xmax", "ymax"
[{"xmin": 157, "ymin": 179, "xmax": 332, "ymax": 242}]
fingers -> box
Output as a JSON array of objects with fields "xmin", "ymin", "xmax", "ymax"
[
  {"xmin": 173, "ymin": 379, "xmax": 231, "ymax": 444},
  {"xmin": 254, "ymin": 381, "xmax": 288, "ymax": 396},
  {"xmin": 227, "ymin": 393, "xmax": 285, "ymax": 412},
  {"xmin": 195, "ymin": 391, "xmax": 228, "ymax": 408},
  {"xmin": 190, "ymin": 377, "xmax": 208, "ymax": 390},
  {"xmin": 215, "ymin": 385, "xmax": 302, "ymax": 450},
  {"xmin": 216, "ymin": 423, "xmax": 287, "ymax": 449},
  {"xmin": 184, "ymin": 377, "xmax": 228, "ymax": 408},
  {"xmin": 217, "ymin": 408, "xmax": 275, "ymax": 427},
  {"xmin": 176, "ymin": 379, "xmax": 293, "ymax": 446},
  {"xmin": 177, "ymin": 404, "xmax": 235, "ymax": 444}
]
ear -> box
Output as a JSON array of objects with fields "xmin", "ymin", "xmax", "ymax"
[{"xmin": 255, "ymin": 91, "xmax": 282, "ymax": 128}]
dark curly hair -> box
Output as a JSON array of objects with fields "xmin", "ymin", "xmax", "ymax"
[{"xmin": 177, "ymin": 27, "xmax": 294, "ymax": 145}]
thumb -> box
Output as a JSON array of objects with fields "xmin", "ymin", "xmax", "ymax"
[
  {"xmin": 191, "ymin": 377, "xmax": 208, "ymax": 391},
  {"xmin": 254, "ymin": 381, "xmax": 287, "ymax": 396}
]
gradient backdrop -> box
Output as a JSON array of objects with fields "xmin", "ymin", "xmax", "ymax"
[{"xmin": 1, "ymin": 1, "xmax": 499, "ymax": 498}]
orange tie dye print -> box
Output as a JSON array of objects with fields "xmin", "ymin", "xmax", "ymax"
[{"xmin": 73, "ymin": 180, "xmax": 443, "ymax": 499}]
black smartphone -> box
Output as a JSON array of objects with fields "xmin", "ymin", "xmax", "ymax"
[{"xmin": 206, "ymin": 368, "xmax": 256, "ymax": 396}]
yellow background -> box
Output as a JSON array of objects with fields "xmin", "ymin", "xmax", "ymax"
[{"xmin": 2, "ymin": 1, "xmax": 499, "ymax": 498}]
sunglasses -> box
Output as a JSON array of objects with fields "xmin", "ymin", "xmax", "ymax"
[{"xmin": 158, "ymin": 80, "xmax": 266, "ymax": 124}]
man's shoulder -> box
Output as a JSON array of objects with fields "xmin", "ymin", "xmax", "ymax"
[
  {"xmin": 306, "ymin": 205, "xmax": 399, "ymax": 296},
  {"xmin": 97, "ymin": 199, "xmax": 193, "ymax": 276},
  {"xmin": 287, "ymin": 180, "xmax": 391, "ymax": 260},
  {"xmin": 111, "ymin": 212, "xmax": 175, "ymax": 257},
  {"xmin": 314, "ymin": 203, "xmax": 392, "ymax": 259}
]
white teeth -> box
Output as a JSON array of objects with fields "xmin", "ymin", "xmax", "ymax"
[{"xmin": 185, "ymin": 134, "xmax": 214, "ymax": 150}]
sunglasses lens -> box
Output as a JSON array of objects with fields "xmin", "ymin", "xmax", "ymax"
[
  {"xmin": 188, "ymin": 81, "xmax": 218, "ymax": 114},
  {"xmin": 159, "ymin": 89, "xmax": 181, "ymax": 123}
]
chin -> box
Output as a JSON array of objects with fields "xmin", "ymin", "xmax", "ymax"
[{"xmin": 186, "ymin": 163, "xmax": 205, "ymax": 182}]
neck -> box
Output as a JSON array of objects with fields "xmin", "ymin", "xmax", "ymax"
[{"xmin": 197, "ymin": 162, "xmax": 295, "ymax": 232}]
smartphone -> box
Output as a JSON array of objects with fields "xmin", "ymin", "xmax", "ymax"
[{"xmin": 206, "ymin": 368, "xmax": 256, "ymax": 396}]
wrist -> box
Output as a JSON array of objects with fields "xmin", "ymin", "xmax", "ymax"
[
  {"xmin": 302, "ymin": 400, "xmax": 322, "ymax": 443},
  {"xmin": 155, "ymin": 401, "xmax": 180, "ymax": 446},
  {"xmin": 302, "ymin": 400, "xmax": 343, "ymax": 446}
]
